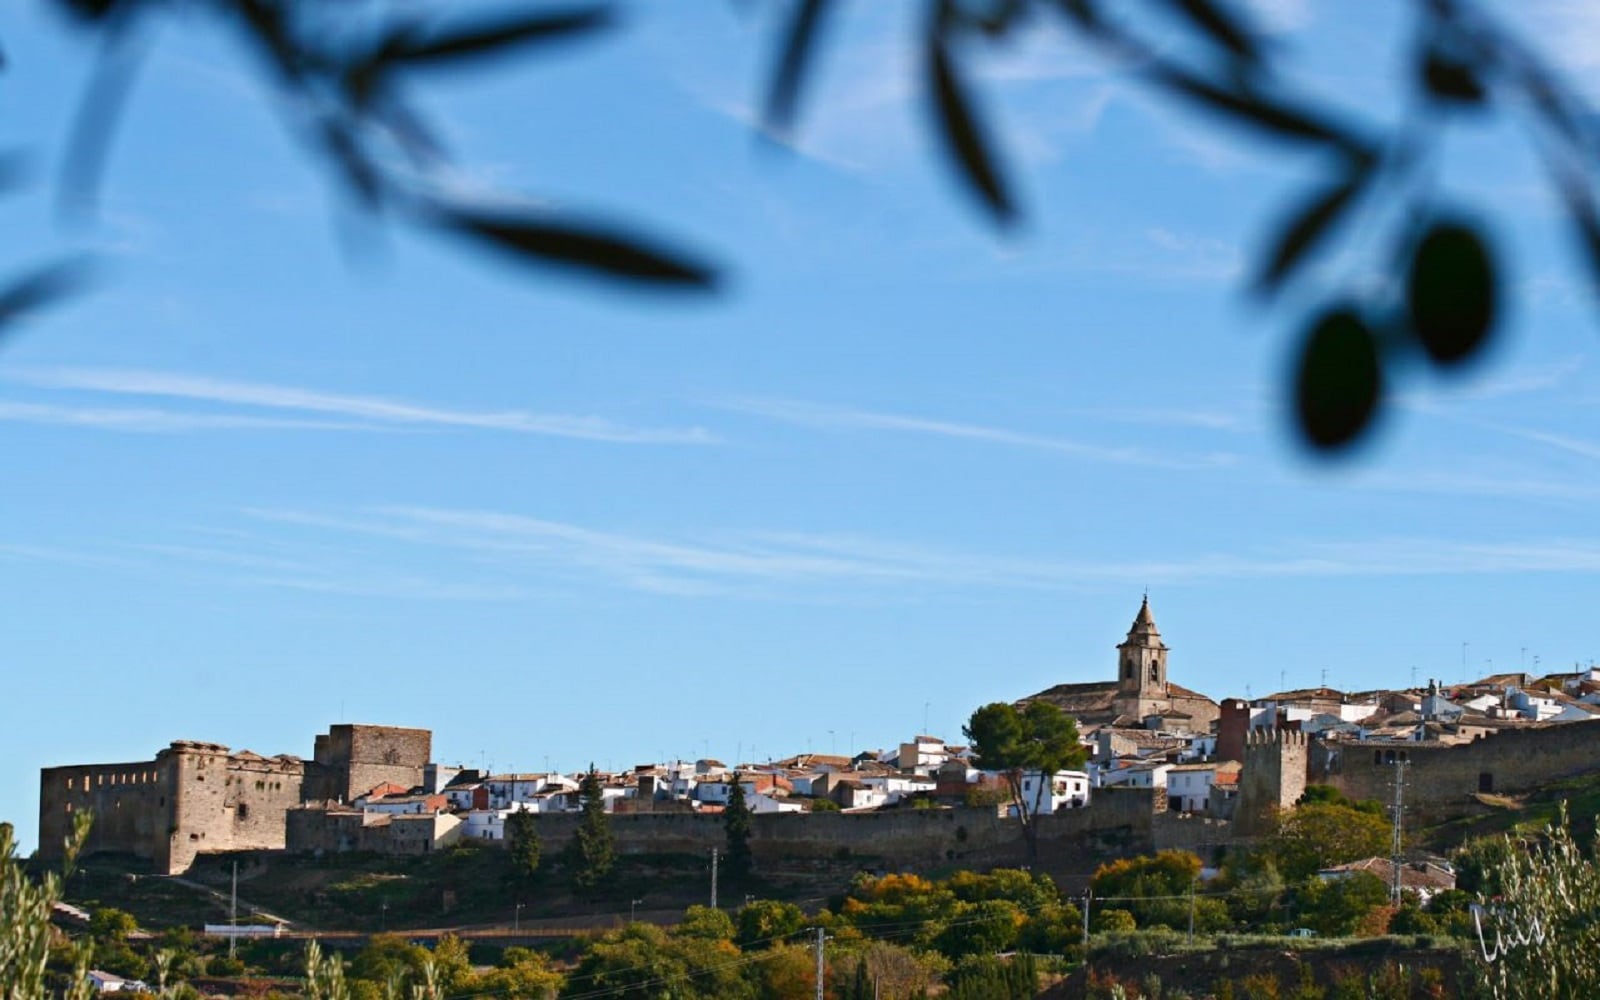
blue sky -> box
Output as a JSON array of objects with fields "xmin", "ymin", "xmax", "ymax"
[{"xmin": 7, "ymin": 0, "xmax": 1600, "ymax": 852}]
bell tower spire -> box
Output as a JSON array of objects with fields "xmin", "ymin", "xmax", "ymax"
[{"xmin": 1117, "ymin": 594, "xmax": 1169, "ymax": 700}]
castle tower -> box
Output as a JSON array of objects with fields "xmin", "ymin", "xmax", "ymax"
[
  {"xmin": 1235, "ymin": 728, "xmax": 1310, "ymax": 835},
  {"xmin": 1116, "ymin": 595, "xmax": 1169, "ymax": 701}
]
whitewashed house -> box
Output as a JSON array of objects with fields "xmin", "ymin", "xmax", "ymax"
[
  {"xmin": 463, "ymin": 808, "xmax": 513, "ymax": 841},
  {"xmin": 1014, "ymin": 769, "xmax": 1090, "ymax": 815},
  {"xmin": 858, "ymin": 773, "xmax": 937, "ymax": 805},
  {"xmin": 1098, "ymin": 761, "xmax": 1172, "ymax": 790},
  {"xmin": 693, "ymin": 776, "xmax": 760, "ymax": 805},
  {"xmin": 747, "ymin": 790, "xmax": 806, "ymax": 814},
  {"xmin": 1165, "ymin": 763, "xmax": 1216, "ymax": 813},
  {"xmin": 898, "ymin": 736, "xmax": 948, "ymax": 774},
  {"xmin": 483, "ymin": 773, "xmax": 578, "ymax": 809},
  {"xmin": 359, "ymin": 794, "xmax": 447, "ymax": 816}
]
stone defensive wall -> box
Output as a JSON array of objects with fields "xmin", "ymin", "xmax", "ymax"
[
  {"xmin": 38, "ymin": 755, "xmax": 178, "ymax": 864},
  {"xmin": 484, "ymin": 787, "xmax": 1161, "ymax": 885},
  {"xmin": 1151, "ymin": 812, "xmax": 1233, "ymax": 857},
  {"xmin": 1314, "ymin": 719, "xmax": 1600, "ymax": 822},
  {"xmin": 38, "ymin": 741, "xmax": 307, "ymax": 873}
]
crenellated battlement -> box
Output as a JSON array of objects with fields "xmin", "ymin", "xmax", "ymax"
[
  {"xmin": 1235, "ymin": 727, "xmax": 1309, "ymax": 834},
  {"xmin": 1244, "ymin": 727, "xmax": 1308, "ymax": 748}
]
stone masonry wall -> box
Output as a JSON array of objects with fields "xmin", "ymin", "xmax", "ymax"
[
  {"xmin": 1317, "ymin": 720, "xmax": 1600, "ymax": 823},
  {"xmin": 312, "ymin": 724, "xmax": 431, "ymax": 802},
  {"xmin": 1236, "ymin": 729, "xmax": 1308, "ymax": 835},
  {"xmin": 38, "ymin": 756, "xmax": 176, "ymax": 865},
  {"xmin": 459, "ymin": 789, "xmax": 1160, "ymax": 886},
  {"xmin": 39, "ymin": 741, "xmax": 308, "ymax": 874},
  {"xmin": 166, "ymin": 743, "xmax": 306, "ymax": 873}
]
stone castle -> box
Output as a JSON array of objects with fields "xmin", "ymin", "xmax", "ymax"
[{"xmin": 38, "ymin": 723, "xmax": 430, "ymax": 874}]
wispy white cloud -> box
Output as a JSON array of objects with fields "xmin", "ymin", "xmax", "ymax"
[
  {"xmin": 0, "ymin": 400, "xmax": 373, "ymax": 433},
  {"xmin": 0, "ymin": 541, "xmax": 138, "ymax": 569},
  {"xmin": 6, "ymin": 367, "xmax": 716, "ymax": 444},
  {"xmin": 719, "ymin": 397, "xmax": 1240, "ymax": 469},
  {"xmin": 1352, "ymin": 468, "xmax": 1600, "ymax": 503},
  {"xmin": 1066, "ymin": 404, "xmax": 1249, "ymax": 432},
  {"xmin": 1395, "ymin": 356, "xmax": 1586, "ymax": 411},
  {"xmin": 1141, "ymin": 227, "xmax": 1245, "ymax": 281},
  {"xmin": 1095, "ymin": 538, "xmax": 1600, "ymax": 583},
  {"xmin": 242, "ymin": 573, "xmax": 533, "ymax": 601},
  {"xmin": 243, "ymin": 504, "xmax": 1600, "ymax": 600},
  {"xmin": 1494, "ymin": 426, "xmax": 1600, "ymax": 462},
  {"xmin": 247, "ymin": 504, "xmax": 1072, "ymax": 595}
]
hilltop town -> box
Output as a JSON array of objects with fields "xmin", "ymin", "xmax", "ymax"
[{"xmin": 40, "ymin": 598, "xmax": 1600, "ymax": 885}]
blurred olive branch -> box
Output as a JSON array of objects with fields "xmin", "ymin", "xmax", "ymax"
[{"xmin": 9, "ymin": 0, "xmax": 1600, "ymax": 453}]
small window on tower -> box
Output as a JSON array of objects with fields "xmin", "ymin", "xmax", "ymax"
[{"xmin": 1150, "ymin": 664, "xmax": 1158, "ymax": 681}]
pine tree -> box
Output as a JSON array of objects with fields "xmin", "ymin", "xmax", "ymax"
[
  {"xmin": 724, "ymin": 770, "xmax": 753, "ymax": 882},
  {"xmin": 571, "ymin": 765, "xmax": 614, "ymax": 890}
]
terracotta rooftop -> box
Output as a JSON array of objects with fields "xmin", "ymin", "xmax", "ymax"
[{"xmin": 1321, "ymin": 857, "xmax": 1456, "ymax": 892}]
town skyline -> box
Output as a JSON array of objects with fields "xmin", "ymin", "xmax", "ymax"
[
  {"xmin": 10, "ymin": 0, "xmax": 1600, "ymax": 858},
  {"xmin": 27, "ymin": 591, "xmax": 1600, "ymax": 860}
]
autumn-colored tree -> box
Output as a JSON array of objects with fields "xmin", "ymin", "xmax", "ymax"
[
  {"xmin": 1266, "ymin": 802, "xmax": 1392, "ymax": 882},
  {"xmin": 735, "ymin": 899, "xmax": 806, "ymax": 949},
  {"xmin": 1293, "ymin": 871, "xmax": 1390, "ymax": 937}
]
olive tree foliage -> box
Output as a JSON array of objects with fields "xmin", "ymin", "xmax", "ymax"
[
  {"xmin": 962, "ymin": 699, "xmax": 1085, "ymax": 861},
  {"xmin": 1473, "ymin": 807, "xmax": 1600, "ymax": 1000},
  {"xmin": 1, "ymin": 812, "xmax": 93, "ymax": 1000},
  {"xmin": 302, "ymin": 939, "xmax": 355, "ymax": 1000},
  {"xmin": 13, "ymin": 0, "xmax": 1600, "ymax": 453}
]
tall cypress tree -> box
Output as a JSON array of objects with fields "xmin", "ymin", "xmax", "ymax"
[
  {"xmin": 571, "ymin": 765, "xmax": 614, "ymax": 890},
  {"xmin": 724, "ymin": 771, "xmax": 753, "ymax": 881},
  {"xmin": 505, "ymin": 808, "xmax": 541, "ymax": 881}
]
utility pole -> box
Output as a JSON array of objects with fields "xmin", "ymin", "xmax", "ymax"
[
  {"xmin": 710, "ymin": 847, "xmax": 719, "ymax": 909},
  {"xmin": 1081, "ymin": 889, "xmax": 1091, "ymax": 949},
  {"xmin": 812, "ymin": 921, "xmax": 825, "ymax": 992},
  {"xmin": 1188, "ymin": 877, "xmax": 1196, "ymax": 942},
  {"xmin": 1388, "ymin": 758, "xmax": 1409, "ymax": 906},
  {"xmin": 229, "ymin": 860, "xmax": 238, "ymax": 960}
]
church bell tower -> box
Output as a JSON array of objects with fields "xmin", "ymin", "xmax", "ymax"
[{"xmin": 1116, "ymin": 594, "xmax": 1169, "ymax": 701}]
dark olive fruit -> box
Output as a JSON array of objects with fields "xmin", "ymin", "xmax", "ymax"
[
  {"xmin": 1407, "ymin": 221, "xmax": 1496, "ymax": 365},
  {"xmin": 53, "ymin": 0, "xmax": 123, "ymax": 23},
  {"xmin": 1295, "ymin": 308, "xmax": 1383, "ymax": 451}
]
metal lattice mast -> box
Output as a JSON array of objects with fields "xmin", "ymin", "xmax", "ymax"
[{"xmin": 1389, "ymin": 759, "xmax": 1407, "ymax": 905}]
